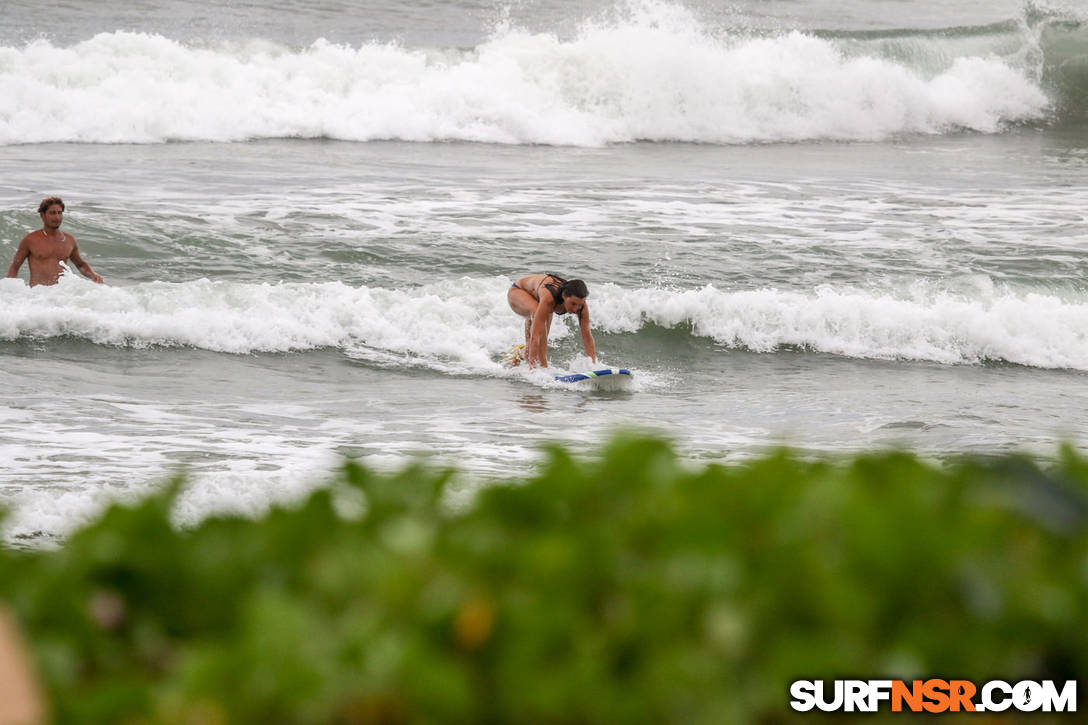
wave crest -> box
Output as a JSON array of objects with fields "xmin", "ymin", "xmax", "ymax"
[
  {"xmin": 0, "ymin": 0, "xmax": 1063, "ymax": 146},
  {"xmin": 4, "ymin": 276, "xmax": 1088, "ymax": 371}
]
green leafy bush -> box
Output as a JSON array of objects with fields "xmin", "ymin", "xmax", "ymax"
[{"xmin": 2, "ymin": 436, "xmax": 1086, "ymax": 723}]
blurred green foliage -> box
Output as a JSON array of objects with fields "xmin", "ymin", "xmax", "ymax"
[{"xmin": 2, "ymin": 436, "xmax": 1087, "ymax": 723}]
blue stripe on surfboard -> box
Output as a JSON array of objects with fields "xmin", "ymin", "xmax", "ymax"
[{"xmin": 554, "ymin": 368, "xmax": 632, "ymax": 383}]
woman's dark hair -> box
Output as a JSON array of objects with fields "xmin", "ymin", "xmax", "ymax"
[{"xmin": 561, "ymin": 279, "xmax": 588, "ymax": 299}]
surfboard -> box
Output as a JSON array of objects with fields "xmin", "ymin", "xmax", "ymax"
[
  {"xmin": 554, "ymin": 368, "xmax": 633, "ymax": 390},
  {"xmin": 503, "ymin": 345, "xmax": 632, "ymax": 389}
]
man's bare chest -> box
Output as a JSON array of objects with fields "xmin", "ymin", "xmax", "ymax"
[{"xmin": 28, "ymin": 235, "xmax": 74, "ymax": 260}]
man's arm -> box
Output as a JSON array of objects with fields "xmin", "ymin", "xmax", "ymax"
[
  {"xmin": 6, "ymin": 237, "xmax": 29, "ymax": 279},
  {"xmin": 68, "ymin": 242, "xmax": 103, "ymax": 284},
  {"xmin": 578, "ymin": 305, "xmax": 596, "ymax": 363}
]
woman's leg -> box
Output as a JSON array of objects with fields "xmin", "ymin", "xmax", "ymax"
[{"xmin": 508, "ymin": 286, "xmax": 537, "ymax": 356}]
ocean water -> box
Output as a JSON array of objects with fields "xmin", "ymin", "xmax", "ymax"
[{"xmin": 2, "ymin": 0, "xmax": 1087, "ymax": 544}]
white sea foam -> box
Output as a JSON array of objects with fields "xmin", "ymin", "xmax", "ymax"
[
  {"xmin": 5, "ymin": 271, "xmax": 1088, "ymax": 544},
  {"xmin": 3, "ymin": 274, "xmax": 1088, "ymax": 370},
  {"xmin": 0, "ymin": 1, "xmax": 1050, "ymax": 146},
  {"xmin": 0, "ymin": 398, "xmax": 358, "ymax": 543},
  {"xmin": 595, "ymin": 282, "xmax": 1088, "ymax": 370}
]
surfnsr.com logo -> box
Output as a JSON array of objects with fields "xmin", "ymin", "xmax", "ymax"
[{"xmin": 790, "ymin": 679, "xmax": 1077, "ymax": 713}]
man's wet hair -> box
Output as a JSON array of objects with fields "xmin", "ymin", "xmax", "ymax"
[
  {"xmin": 561, "ymin": 279, "xmax": 589, "ymax": 299},
  {"xmin": 38, "ymin": 197, "xmax": 65, "ymax": 214}
]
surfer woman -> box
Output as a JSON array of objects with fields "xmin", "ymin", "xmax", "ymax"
[{"xmin": 508, "ymin": 273, "xmax": 596, "ymax": 368}]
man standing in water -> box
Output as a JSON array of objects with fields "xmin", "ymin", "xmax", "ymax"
[
  {"xmin": 508, "ymin": 273, "xmax": 596, "ymax": 368},
  {"xmin": 7, "ymin": 197, "xmax": 103, "ymax": 286}
]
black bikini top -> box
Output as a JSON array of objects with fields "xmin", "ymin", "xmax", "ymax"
[{"xmin": 541, "ymin": 273, "xmax": 567, "ymax": 314}]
